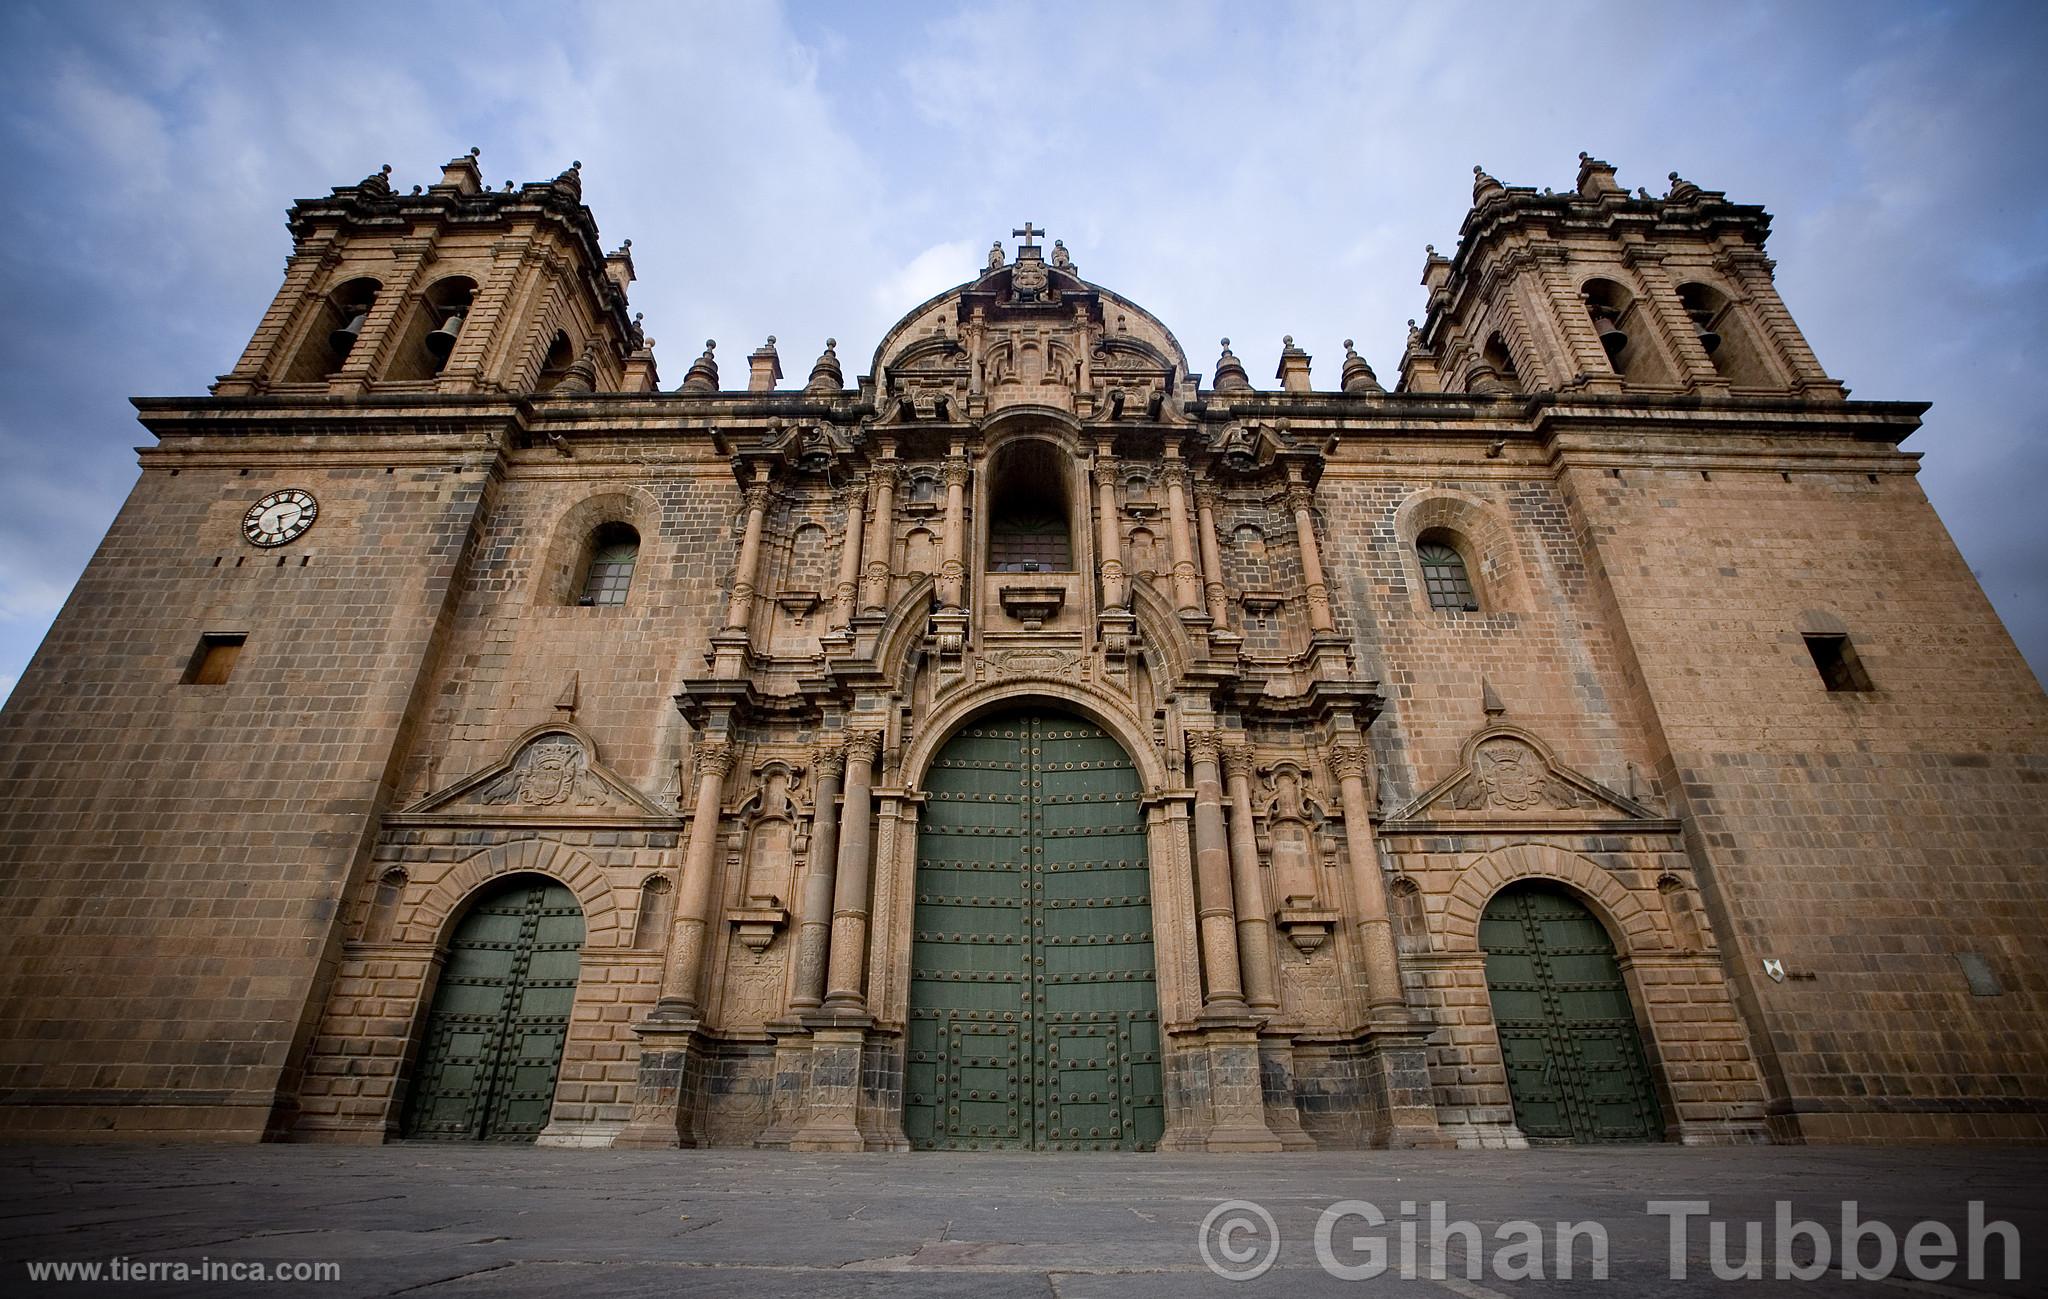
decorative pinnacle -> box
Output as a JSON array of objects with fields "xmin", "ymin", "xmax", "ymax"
[
  {"xmin": 826, "ymin": 337, "xmax": 836, "ymax": 348},
  {"xmin": 1220, "ymin": 337, "xmax": 1230, "ymax": 349},
  {"xmin": 704, "ymin": 340, "xmax": 716, "ymax": 352},
  {"xmin": 1344, "ymin": 338, "xmax": 1355, "ymax": 351}
]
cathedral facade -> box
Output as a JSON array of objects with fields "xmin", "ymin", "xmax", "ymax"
[{"xmin": 0, "ymin": 151, "xmax": 2042, "ymax": 1151}]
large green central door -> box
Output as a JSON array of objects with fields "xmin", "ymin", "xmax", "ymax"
[
  {"xmin": 1481, "ymin": 883, "xmax": 1662, "ymax": 1143},
  {"xmin": 907, "ymin": 710, "xmax": 1164, "ymax": 1150},
  {"xmin": 402, "ymin": 875, "xmax": 584, "ymax": 1142}
]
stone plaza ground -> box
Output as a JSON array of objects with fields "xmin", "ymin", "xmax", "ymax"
[{"xmin": 2, "ymin": 1144, "xmax": 2045, "ymax": 1297}]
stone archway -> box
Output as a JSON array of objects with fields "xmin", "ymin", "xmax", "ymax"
[
  {"xmin": 399, "ymin": 873, "xmax": 586, "ymax": 1142},
  {"xmin": 902, "ymin": 706, "xmax": 1166, "ymax": 1150}
]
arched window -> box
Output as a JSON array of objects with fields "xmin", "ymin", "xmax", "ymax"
[
  {"xmin": 535, "ymin": 332, "xmax": 574, "ymax": 392},
  {"xmin": 386, "ymin": 276, "xmax": 477, "ymax": 382},
  {"xmin": 1474, "ymin": 331, "xmax": 1522, "ymax": 394},
  {"xmin": 987, "ymin": 441, "xmax": 1074, "ymax": 572},
  {"xmin": 577, "ymin": 523, "xmax": 639, "ymax": 606},
  {"xmin": 1417, "ymin": 531, "xmax": 1477, "ymax": 612},
  {"xmin": 284, "ymin": 277, "xmax": 380, "ymax": 383},
  {"xmin": 1582, "ymin": 277, "xmax": 1676, "ymax": 386},
  {"xmin": 1677, "ymin": 281, "xmax": 1775, "ymax": 388}
]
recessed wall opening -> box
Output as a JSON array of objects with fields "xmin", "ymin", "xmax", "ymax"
[
  {"xmin": 534, "ymin": 331, "xmax": 575, "ymax": 392},
  {"xmin": 1804, "ymin": 633, "xmax": 1874, "ymax": 692},
  {"xmin": 386, "ymin": 276, "xmax": 477, "ymax": 382},
  {"xmin": 1678, "ymin": 281, "xmax": 1774, "ymax": 388},
  {"xmin": 1583, "ymin": 277, "xmax": 1676, "ymax": 386},
  {"xmin": 987, "ymin": 441, "xmax": 1074, "ymax": 572},
  {"xmin": 183, "ymin": 633, "xmax": 246, "ymax": 685},
  {"xmin": 284, "ymin": 277, "xmax": 380, "ymax": 383}
]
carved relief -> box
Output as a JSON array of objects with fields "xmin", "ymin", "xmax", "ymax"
[
  {"xmin": 482, "ymin": 735, "xmax": 615, "ymax": 807},
  {"xmin": 1451, "ymin": 736, "xmax": 1585, "ymax": 812}
]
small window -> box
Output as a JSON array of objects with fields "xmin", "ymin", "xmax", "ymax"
[
  {"xmin": 1417, "ymin": 538, "xmax": 1477, "ymax": 612},
  {"xmin": 184, "ymin": 633, "xmax": 246, "ymax": 685},
  {"xmin": 578, "ymin": 524, "xmax": 639, "ymax": 606},
  {"xmin": 1804, "ymin": 633, "xmax": 1873, "ymax": 692}
]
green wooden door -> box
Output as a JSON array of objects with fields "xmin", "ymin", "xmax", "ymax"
[
  {"xmin": 402, "ymin": 875, "xmax": 585, "ymax": 1142},
  {"xmin": 907, "ymin": 710, "xmax": 1164, "ymax": 1151},
  {"xmin": 1481, "ymin": 883, "xmax": 1662, "ymax": 1143}
]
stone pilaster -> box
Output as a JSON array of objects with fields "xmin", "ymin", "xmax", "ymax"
[
  {"xmin": 1162, "ymin": 458, "xmax": 1205, "ymax": 618},
  {"xmin": 1287, "ymin": 483, "xmax": 1336, "ymax": 635},
  {"xmin": 1185, "ymin": 731, "xmax": 1246, "ymax": 1012},
  {"xmin": 823, "ymin": 731, "xmax": 882, "ymax": 1012}
]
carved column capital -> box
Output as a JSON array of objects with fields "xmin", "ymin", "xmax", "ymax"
[
  {"xmin": 870, "ymin": 462, "xmax": 903, "ymax": 490},
  {"xmin": 1193, "ymin": 483, "xmax": 1223, "ymax": 512},
  {"xmin": 844, "ymin": 730, "xmax": 884, "ymax": 767},
  {"xmin": 742, "ymin": 483, "xmax": 775, "ymax": 515},
  {"xmin": 695, "ymin": 740, "xmax": 737, "ymax": 782},
  {"xmin": 1091, "ymin": 458, "xmax": 1120, "ymax": 490},
  {"xmin": 812, "ymin": 745, "xmax": 847, "ymax": 780},
  {"xmin": 1285, "ymin": 484, "xmax": 1316, "ymax": 515},
  {"xmin": 1327, "ymin": 742, "xmax": 1373, "ymax": 783},
  {"xmin": 840, "ymin": 480, "xmax": 869, "ymax": 511},
  {"xmin": 1221, "ymin": 742, "xmax": 1258, "ymax": 783},
  {"xmin": 1186, "ymin": 729, "xmax": 1225, "ymax": 768},
  {"xmin": 943, "ymin": 459, "xmax": 971, "ymax": 488}
]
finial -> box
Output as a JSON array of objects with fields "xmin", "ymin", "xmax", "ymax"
[
  {"xmin": 571, "ymin": 160, "xmax": 581, "ymax": 171},
  {"xmin": 1344, "ymin": 338, "xmax": 1355, "ymax": 351},
  {"xmin": 1283, "ymin": 334, "xmax": 1294, "ymax": 347},
  {"xmin": 705, "ymin": 339, "xmax": 716, "ymax": 352},
  {"xmin": 1474, "ymin": 164, "xmax": 1483, "ymax": 175},
  {"xmin": 1407, "ymin": 318, "xmax": 1416, "ymax": 328},
  {"xmin": 622, "ymin": 239, "xmax": 631, "ymax": 250},
  {"xmin": 380, "ymin": 163, "xmax": 391, "ymax": 176},
  {"xmin": 469, "ymin": 146, "xmax": 480, "ymax": 158},
  {"xmin": 767, "ymin": 335, "xmax": 776, "ymax": 345},
  {"xmin": 1579, "ymin": 150, "xmax": 1590, "ymax": 162},
  {"xmin": 634, "ymin": 311, "xmax": 643, "ymax": 324},
  {"xmin": 1426, "ymin": 243, "xmax": 1435, "ymax": 256},
  {"xmin": 1669, "ymin": 171, "xmax": 1680, "ymax": 182},
  {"xmin": 1637, "ymin": 187, "xmax": 1651, "ymax": 200},
  {"xmin": 411, "ymin": 184, "xmax": 422, "ymax": 195},
  {"xmin": 504, "ymin": 180, "xmax": 514, "ymax": 191},
  {"xmin": 826, "ymin": 337, "xmax": 836, "ymax": 349},
  {"xmin": 1221, "ymin": 337, "xmax": 1231, "ymax": 349}
]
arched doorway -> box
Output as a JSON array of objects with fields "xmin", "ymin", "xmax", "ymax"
[
  {"xmin": 401, "ymin": 875, "xmax": 585, "ymax": 1142},
  {"xmin": 906, "ymin": 708, "xmax": 1164, "ymax": 1150},
  {"xmin": 1480, "ymin": 882, "xmax": 1662, "ymax": 1143}
]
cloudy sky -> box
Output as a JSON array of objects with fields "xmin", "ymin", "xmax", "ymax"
[{"xmin": 1, "ymin": 0, "xmax": 2043, "ymax": 701}]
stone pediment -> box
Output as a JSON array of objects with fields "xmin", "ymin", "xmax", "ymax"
[
  {"xmin": 1390, "ymin": 725, "xmax": 1659, "ymax": 824},
  {"xmin": 404, "ymin": 726, "xmax": 670, "ymax": 819}
]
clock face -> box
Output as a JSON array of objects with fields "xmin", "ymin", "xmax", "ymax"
[{"xmin": 243, "ymin": 488, "xmax": 318, "ymax": 547}]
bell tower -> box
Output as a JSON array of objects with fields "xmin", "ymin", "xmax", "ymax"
[
  {"xmin": 1399, "ymin": 153, "xmax": 1844, "ymax": 400},
  {"xmin": 211, "ymin": 150, "xmax": 657, "ymax": 398}
]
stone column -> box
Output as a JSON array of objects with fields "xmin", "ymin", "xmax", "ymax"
[
  {"xmin": 829, "ymin": 482, "xmax": 865, "ymax": 630},
  {"xmin": 1093, "ymin": 456, "xmax": 1128, "ymax": 610},
  {"xmin": 725, "ymin": 479, "xmax": 773, "ymax": 631},
  {"xmin": 1186, "ymin": 731, "xmax": 1246, "ymax": 1010},
  {"xmin": 823, "ymin": 730, "xmax": 882, "ymax": 1012},
  {"xmin": 1195, "ymin": 485, "xmax": 1233, "ymax": 632},
  {"xmin": 937, "ymin": 457, "xmax": 969, "ymax": 610},
  {"xmin": 789, "ymin": 745, "xmax": 845, "ymax": 1011},
  {"xmin": 655, "ymin": 739, "xmax": 736, "ymax": 1015},
  {"xmin": 859, "ymin": 468, "xmax": 897, "ymax": 613},
  {"xmin": 1287, "ymin": 483, "xmax": 1336, "ymax": 634},
  {"xmin": 1162, "ymin": 457, "xmax": 1205, "ymax": 616},
  {"xmin": 1221, "ymin": 744, "xmax": 1279, "ymax": 1012},
  {"xmin": 1329, "ymin": 742, "xmax": 1403, "ymax": 1017}
]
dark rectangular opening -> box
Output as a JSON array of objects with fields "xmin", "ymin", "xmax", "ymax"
[
  {"xmin": 1803, "ymin": 633, "xmax": 1873, "ymax": 692},
  {"xmin": 184, "ymin": 633, "xmax": 246, "ymax": 686}
]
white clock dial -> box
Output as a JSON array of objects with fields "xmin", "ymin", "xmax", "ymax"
[{"xmin": 242, "ymin": 488, "xmax": 319, "ymax": 547}]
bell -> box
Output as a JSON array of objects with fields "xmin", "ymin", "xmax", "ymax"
[
  {"xmin": 329, "ymin": 310, "xmax": 366, "ymax": 355},
  {"xmin": 1593, "ymin": 313, "xmax": 1628, "ymax": 359},
  {"xmin": 1689, "ymin": 308, "xmax": 1722, "ymax": 355},
  {"xmin": 425, "ymin": 311, "xmax": 465, "ymax": 359}
]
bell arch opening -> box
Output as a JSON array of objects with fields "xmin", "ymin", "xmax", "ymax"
[{"xmin": 904, "ymin": 707, "xmax": 1163, "ymax": 1150}]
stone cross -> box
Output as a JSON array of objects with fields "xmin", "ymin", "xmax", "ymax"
[{"xmin": 1011, "ymin": 222, "xmax": 1042, "ymax": 248}]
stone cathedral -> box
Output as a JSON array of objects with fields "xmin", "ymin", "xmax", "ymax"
[{"xmin": 0, "ymin": 150, "xmax": 2043, "ymax": 1152}]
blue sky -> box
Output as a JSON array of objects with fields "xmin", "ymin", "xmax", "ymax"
[{"xmin": 1, "ymin": 0, "xmax": 2043, "ymax": 700}]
